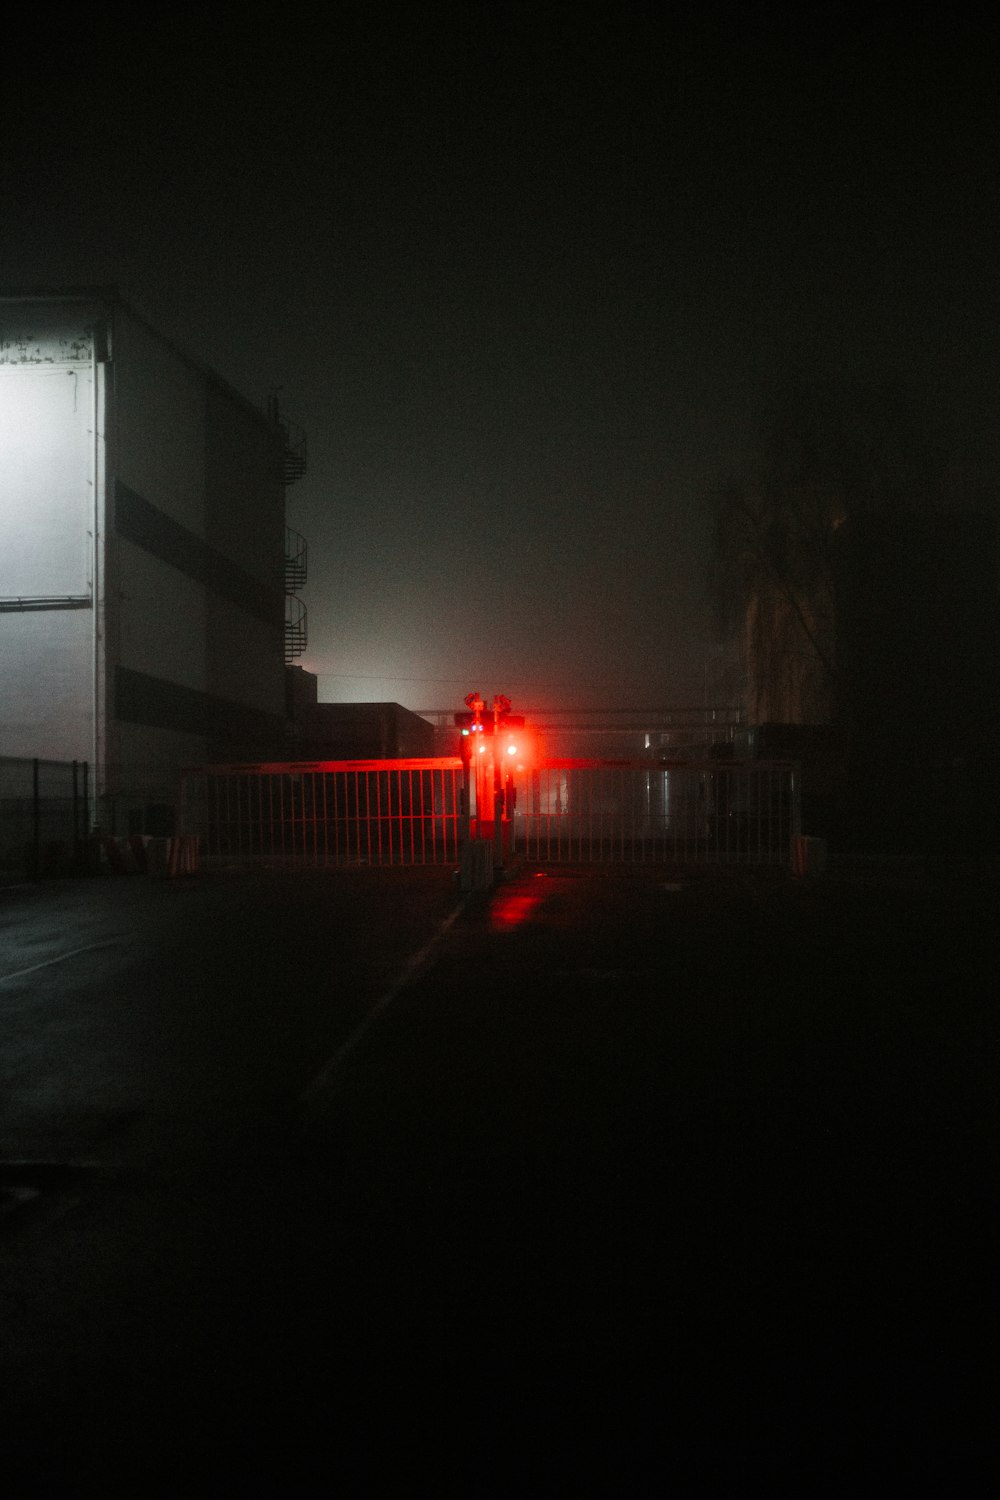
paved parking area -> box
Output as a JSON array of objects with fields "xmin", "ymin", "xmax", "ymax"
[{"xmin": 1, "ymin": 863, "xmax": 995, "ymax": 1494}]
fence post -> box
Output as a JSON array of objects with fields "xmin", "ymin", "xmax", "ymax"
[
  {"xmin": 31, "ymin": 758, "xmax": 41, "ymax": 879},
  {"xmin": 72, "ymin": 760, "xmax": 80, "ymax": 865},
  {"xmin": 82, "ymin": 761, "xmax": 92, "ymax": 872}
]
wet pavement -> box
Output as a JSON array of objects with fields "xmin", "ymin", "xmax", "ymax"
[{"xmin": 1, "ymin": 863, "xmax": 995, "ymax": 1494}]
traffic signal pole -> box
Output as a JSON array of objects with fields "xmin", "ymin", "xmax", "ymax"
[
  {"xmin": 493, "ymin": 696, "xmax": 504, "ymax": 875},
  {"xmin": 454, "ymin": 692, "xmax": 523, "ymax": 886}
]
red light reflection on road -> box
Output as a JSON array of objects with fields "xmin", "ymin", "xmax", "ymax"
[{"xmin": 490, "ymin": 888, "xmax": 546, "ymax": 931}]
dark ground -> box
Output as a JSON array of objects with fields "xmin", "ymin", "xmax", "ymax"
[{"xmin": 1, "ymin": 862, "xmax": 996, "ymax": 1495}]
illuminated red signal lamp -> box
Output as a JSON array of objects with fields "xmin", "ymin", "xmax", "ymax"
[{"xmin": 455, "ymin": 709, "xmax": 534, "ymax": 766}]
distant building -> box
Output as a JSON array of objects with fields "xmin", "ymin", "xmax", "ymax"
[
  {"xmin": 285, "ymin": 672, "xmax": 434, "ymax": 760},
  {"xmin": 1, "ymin": 288, "xmax": 305, "ymax": 832}
]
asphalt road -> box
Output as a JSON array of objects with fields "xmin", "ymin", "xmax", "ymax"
[{"xmin": 1, "ymin": 863, "xmax": 995, "ymax": 1495}]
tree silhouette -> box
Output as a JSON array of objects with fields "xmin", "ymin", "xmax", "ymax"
[{"xmin": 709, "ymin": 375, "xmax": 960, "ymax": 724}]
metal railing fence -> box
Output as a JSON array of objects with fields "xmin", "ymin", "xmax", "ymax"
[
  {"xmin": 4, "ymin": 749, "xmax": 801, "ymax": 878},
  {"xmin": 512, "ymin": 759, "xmax": 800, "ymax": 866},
  {"xmin": 0, "ymin": 756, "xmax": 91, "ymax": 875},
  {"xmin": 179, "ymin": 756, "xmax": 800, "ymax": 871},
  {"xmin": 181, "ymin": 759, "xmax": 465, "ymax": 869}
]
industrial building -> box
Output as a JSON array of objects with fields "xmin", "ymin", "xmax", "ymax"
[
  {"xmin": 285, "ymin": 669, "xmax": 435, "ymax": 759},
  {"xmin": 1, "ymin": 288, "xmax": 305, "ymax": 835}
]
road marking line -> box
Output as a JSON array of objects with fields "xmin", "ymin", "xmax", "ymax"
[
  {"xmin": 300, "ymin": 898, "xmax": 468, "ymax": 1104},
  {"xmin": 0, "ymin": 940, "xmax": 121, "ymax": 985}
]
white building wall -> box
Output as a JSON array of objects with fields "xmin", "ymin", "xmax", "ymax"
[
  {"xmin": 0, "ymin": 366, "xmax": 93, "ymax": 596},
  {"xmin": 111, "ymin": 311, "xmax": 206, "ymax": 535},
  {"xmin": 208, "ymin": 600, "xmax": 283, "ymax": 708},
  {"xmin": 114, "ymin": 539, "xmax": 207, "ymax": 692},
  {"xmin": 1, "ymin": 611, "xmax": 93, "ymax": 760},
  {"xmin": 3, "ymin": 292, "xmax": 286, "ymax": 824},
  {"xmin": 104, "ymin": 301, "xmax": 285, "ymax": 792},
  {"xmin": 0, "ymin": 342, "xmax": 102, "ymax": 763}
]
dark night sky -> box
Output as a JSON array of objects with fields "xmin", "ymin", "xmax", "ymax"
[{"xmin": 4, "ymin": 9, "xmax": 998, "ymax": 712}]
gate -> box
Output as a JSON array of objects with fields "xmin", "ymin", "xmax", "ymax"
[
  {"xmin": 180, "ymin": 757, "xmax": 800, "ymax": 871},
  {"xmin": 512, "ymin": 759, "xmax": 800, "ymax": 866},
  {"xmin": 181, "ymin": 760, "xmax": 464, "ymax": 869}
]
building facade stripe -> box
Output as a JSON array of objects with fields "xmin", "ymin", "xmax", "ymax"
[
  {"xmin": 114, "ymin": 666, "xmax": 283, "ymax": 745},
  {"xmin": 114, "ymin": 482, "xmax": 283, "ymax": 628}
]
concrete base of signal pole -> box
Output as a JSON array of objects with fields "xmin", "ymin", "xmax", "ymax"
[
  {"xmin": 457, "ymin": 838, "xmax": 520, "ymax": 891},
  {"xmin": 493, "ymin": 789, "xmax": 505, "ymax": 878},
  {"xmin": 459, "ymin": 837, "xmax": 494, "ymax": 892}
]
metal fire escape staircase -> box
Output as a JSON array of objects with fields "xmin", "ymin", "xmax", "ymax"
[
  {"xmin": 270, "ymin": 394, "xmax": 309, "ymax": 664},
  {"xmin": 284, "ymin": 527, "xmax": 308, "ymax": 662}
]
